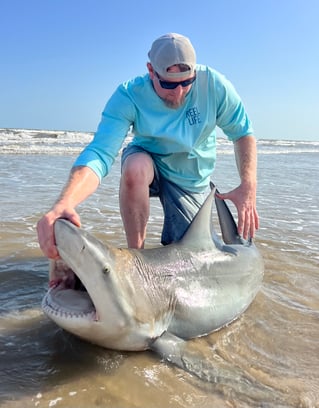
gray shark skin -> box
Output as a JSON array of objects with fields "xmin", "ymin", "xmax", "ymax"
[{"xmin": 42, "ymin": 185, "xmax": 264, "ymax": 364}]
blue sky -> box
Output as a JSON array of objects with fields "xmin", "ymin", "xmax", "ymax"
[{"xmin": 1, "ymin": 0, "xmax": 318, "ymax": 141}]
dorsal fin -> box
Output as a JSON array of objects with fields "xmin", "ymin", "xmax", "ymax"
[
  {"xmin": 213, "ymin": 183, "xmax": 245, "ymax": 245},
  {"xmin": 179, "ymin": 186, "xmax": 216, "ymax": 250}
]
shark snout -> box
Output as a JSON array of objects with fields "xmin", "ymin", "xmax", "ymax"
[{"xmin": 54, "ymin": 219, "xmax": 86, "ymax": 256}]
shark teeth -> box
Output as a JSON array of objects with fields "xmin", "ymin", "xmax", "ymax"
[{"xmin": 42, "ymin": 286, "xmax": 96, "ymax": 320}]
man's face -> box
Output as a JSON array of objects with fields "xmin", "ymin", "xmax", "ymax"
[{"xmin": 147, "ymin": 63, "xmax": 195, "ymax": 109}]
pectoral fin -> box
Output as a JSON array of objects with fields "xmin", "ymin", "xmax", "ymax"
[{"xmin": 150, "ymin": 331, "xmax": 186, "ymax": 367}]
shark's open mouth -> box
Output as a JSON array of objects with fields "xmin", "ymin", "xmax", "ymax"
[{"xmin": 42, "ymin": 261, "xmax": 97, "ymax": 321}]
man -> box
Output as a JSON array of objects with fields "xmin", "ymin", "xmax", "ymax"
[{"xmin": 37, "ymin": 33, "xmax": 259, "ymax": 259}]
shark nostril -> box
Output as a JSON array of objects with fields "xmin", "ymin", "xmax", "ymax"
[
  {"xmin": 81, "ymin": 245, "xmax": 86, "ymax": 252},
  {"xmin": 103, "ymin": 266, "xmax": 110, "ymax": 274}
]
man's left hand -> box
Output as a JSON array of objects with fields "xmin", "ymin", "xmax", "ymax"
[{"xmin": 215, "ymin": 183, "xmax": 259, "ymax": 240}]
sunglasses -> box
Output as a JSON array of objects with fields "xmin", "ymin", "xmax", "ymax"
[{"xmin": 155, "ymin": 72, "xmax": 196, "ymax": 90}]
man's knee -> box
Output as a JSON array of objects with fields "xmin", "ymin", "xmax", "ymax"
[{"xmin": 121, "ymin": 153, "xmax": 154, "ymax": 188}]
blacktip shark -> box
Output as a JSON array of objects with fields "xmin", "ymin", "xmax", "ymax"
[{"xmin": 42, "ymin": 184, "xmax": 264, "ymax": 370}]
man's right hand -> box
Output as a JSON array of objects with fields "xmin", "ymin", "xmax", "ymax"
[{"xmin": 37, "ymin": 206, "xmax": 81, "ymax": 259}]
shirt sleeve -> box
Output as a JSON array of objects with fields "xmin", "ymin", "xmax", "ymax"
[
  {"xmin": 215, "ymin": 72, "xmax": 254, "ymax": 142},
  {"xmin": 73, "ymin": 83, "xmax": 135, "ymax": 181}
]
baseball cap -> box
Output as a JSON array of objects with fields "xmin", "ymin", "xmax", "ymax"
[{"xmin": 148, "ymin": 33, "xmax": 196, "ymax": 79}]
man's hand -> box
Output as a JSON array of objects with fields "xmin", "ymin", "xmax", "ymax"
[
  {"xmin": 37, "ymin": 166, "xmax": 100, "ymax": 259},
  {"xmin": 216, "ymin": 183, "xmax": 259, "ymax": 239},
  {"xmin": 37, "ymin": 206, "xmax": 81, "ymax": 259}
]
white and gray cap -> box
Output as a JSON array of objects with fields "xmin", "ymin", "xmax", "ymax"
[{"xmin": 148, "ymin": 33, "xmax": 196, "ymax": 79}]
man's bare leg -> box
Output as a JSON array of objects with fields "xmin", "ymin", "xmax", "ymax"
[{"xmin": 120, "ymin": 153, "xmax": 154, "ymax": 248}]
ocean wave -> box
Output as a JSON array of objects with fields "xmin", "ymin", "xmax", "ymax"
[
  {"xmin": 258, "ymin": 139, "xmax": 319, "ymax": 147},
  {"xmin": 0, "ymin": 128, "xmax": 93, "ymax": 155},
  {"xmin": 257, "ymin": 139, "xmax": 319, "ymax": 154},
  {"xmin": 0, "ymin": 128, "xmax": 318, "ymax": 155}
]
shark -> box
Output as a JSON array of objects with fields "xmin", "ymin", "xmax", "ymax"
[{"xmin": 42, "ymin": 184, "xmax": 264, "ymax": 369}]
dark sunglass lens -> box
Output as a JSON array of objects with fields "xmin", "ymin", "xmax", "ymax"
[
  {"xmin": 161, "ymin": 81, "xmax": 178, "ymax": 89},
  {"xmin": 156, "ymin": 73, "xmax": 196, "ymax": 89}
]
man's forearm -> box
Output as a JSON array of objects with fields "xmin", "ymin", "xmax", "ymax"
[
  {"xmin": 54, "ymin": 166, "xmax": 100, "ymax": 209},
  {"xmin": 234, "ymin": 135, "xmax": 257, "ymax": 188}
]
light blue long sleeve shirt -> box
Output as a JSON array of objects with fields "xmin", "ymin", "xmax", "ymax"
[{"xmin": 74, "ymin": 64, "xmax": 254, "ymax": 192}]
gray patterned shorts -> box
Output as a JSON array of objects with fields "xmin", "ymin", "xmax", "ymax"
[{"xmin": 121, "ymin": 144, "xmax": 207, "ymax": 245}]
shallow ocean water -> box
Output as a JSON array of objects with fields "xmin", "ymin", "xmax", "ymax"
[{"xmin": 0, "ymin": 130, "xmax": 318, "ymax": 407}]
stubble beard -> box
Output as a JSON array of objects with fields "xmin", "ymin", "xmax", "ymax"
[{"xmin": 163, "ymin": 95, "xmax": 186, "ymax": 109}]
